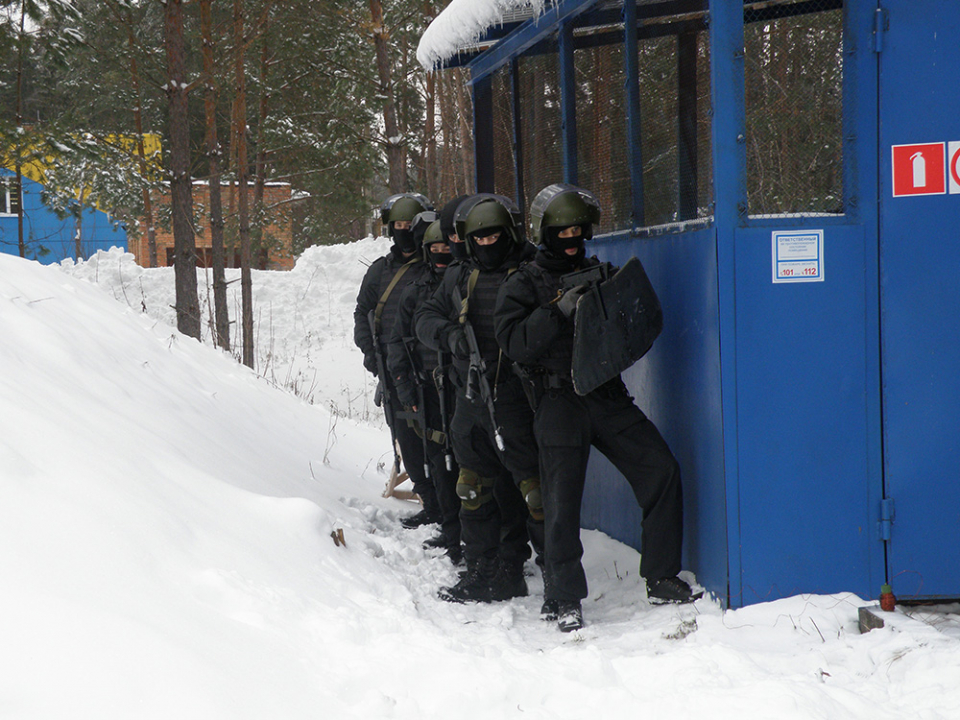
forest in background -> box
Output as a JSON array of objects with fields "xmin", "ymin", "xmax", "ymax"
[{"xmin": 0, "ymin": 0, "xmax": 475, "ymax": 259}]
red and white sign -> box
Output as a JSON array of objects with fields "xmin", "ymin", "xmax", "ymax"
[
  {"xmin": 892, "ymin": 142, "xmax": 946, "ymax": 197},
  {"xmin": 949, "ymin": 141, "xmax": 960, "ymax": 195}
]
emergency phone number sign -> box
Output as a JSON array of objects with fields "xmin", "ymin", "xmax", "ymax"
[
  {"xmin": 891, "ymin": 141, "xmax": 960, "ymax": 196},
  {"xmin": 772, "ymin": 230, "xmax": 824, "ymax": 284}
]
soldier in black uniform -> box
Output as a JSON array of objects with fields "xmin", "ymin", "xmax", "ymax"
[
  {"xmin": 415, "ymin": 194, "xmax": 544, "ymax": 603},
  {"xmin": 385, "ymin": 214, "xmax": 462, "ymax": 562},
  {"xmin": 354, "ymin": 193, "xmax": 441, "ymax": 529},
  {"xmin": 439, "ymin": 195, "xmax": 469, "ymax": 262},
  {"xmin": 495, "ymin": 184, "xmax": 699, "ymax": 632}
]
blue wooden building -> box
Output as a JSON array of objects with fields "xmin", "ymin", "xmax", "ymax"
[
  {"xmin": 422, "ymin": 0, "xmax": 960, "ymax": 607},
  {"xmin": 0, "ymin": 169, "xmax": 127, "ymax": 264}
]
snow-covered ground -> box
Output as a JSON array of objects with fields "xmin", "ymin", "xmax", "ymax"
[{"xmin": 0, "ymin": 242, "xmax": 957, "ymax": 719}]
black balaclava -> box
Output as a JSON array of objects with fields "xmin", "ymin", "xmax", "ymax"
[
  {"xmin": 440, "ymin": 195, "xmax": 469, "ymax": 261},
  {"xmin": 471, "ymin": 228, "xmax": 511, "ymax": 270},
  {"xmin": 544, "ymin": 224, "xmax": 591, "ymax": 270},
  {"xmin": 427, "ymin": 246, "xmax": 453, "ymax": 272},
  {"xmin": 449, "ymin": 237, "xmax": 468, "ymax": 261},
  {"xmin": 392, "ymin": 224, "xmax": 417, "ymax": 255}
]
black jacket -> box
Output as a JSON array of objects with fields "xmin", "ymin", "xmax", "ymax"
[
  {"xmin": 415, "ymin": 242, "xmax": 536, "ymax": 386},
  {"xmin": 495, "ymin": 250, "xmax": 601, "ymax": 376},
  {"xmin": 385, "ymin": 269, "xmax": 444, "ymax": 407},
  {"xmin": 353, "ymin": 245, "xmax": 428, "ymax": 369}
]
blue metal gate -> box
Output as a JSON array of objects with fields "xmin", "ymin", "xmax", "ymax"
[{"xmin": 878, "ymin": 1, "xmax": 960, "ymax": 599}]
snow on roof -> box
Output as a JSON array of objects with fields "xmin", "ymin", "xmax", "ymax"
[{"xmin": 417, "ymin": 0, "xmax": 550, "ymax": 71}]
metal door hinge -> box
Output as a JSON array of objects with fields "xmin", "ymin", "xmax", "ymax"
[
  {"xmin": 879, "ymin": 497, "xmax": 895, "ymax": 541},
  {"xmin": 874, "ymin": 8, "xmax": 888, "ymax": 53}
]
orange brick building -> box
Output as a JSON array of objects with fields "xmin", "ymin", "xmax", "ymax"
[{"xmin": 129, "ymin": 182, "xmax": 296, "ymax": 271}]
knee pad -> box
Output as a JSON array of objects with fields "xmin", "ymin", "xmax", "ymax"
[
  {"xmin": 456, "ymin": 468, "xmax": 494, "ymax": 511},
  {"xmin": 519, "ymin": 476, "xmax": 544, "ymax": 522}
]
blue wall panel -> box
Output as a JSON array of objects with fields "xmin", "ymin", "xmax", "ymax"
[
  {"xmin": 732, "ymin": 222, "xmax": 879, "ymax": 604},
  {"xmin": 582, "ymin": 227, "xmax": 727, "ymax": 599},
  {"xmin": 877, "ymin": 0, "xmax": 960, "ymax": 599}
]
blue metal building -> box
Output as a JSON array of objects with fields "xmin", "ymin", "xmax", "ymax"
[
  {"xmin": 425, "ymin": 0, "xmax": 960, "ymax": 607},
  {"xmin": 0, "ymin": 169, "xmax": 127, "ymax": 264}
]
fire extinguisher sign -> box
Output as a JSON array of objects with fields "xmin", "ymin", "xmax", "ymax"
[{"xmin": 891, "ymin": 142, "xmax": 946, "ymax": 197}]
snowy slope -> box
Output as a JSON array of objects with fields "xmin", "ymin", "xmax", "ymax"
[{"xmin": 0, "ymin": 246, "xmax": 958, "ymax": 719}]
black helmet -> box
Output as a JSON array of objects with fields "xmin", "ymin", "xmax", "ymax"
[
  {"xmin": 439, "ymin": 195, "xmax": 468, "ymax": 240},
  {"xmin": 529, "ymin": 183, "xmax": 601, "ymax": 246}
]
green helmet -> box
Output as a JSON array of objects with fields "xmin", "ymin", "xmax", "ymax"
[
  {"xmin": 421, "ymin": 219, "xmax": 444, "ymax": 253},
  {"xmin": 454, "ymin": 194, "xmax": 525, "ymax": 257},
  {"xmin": 529, "ymin": 184, "xmax": 601, "ymax": 246},
  {"xmin": 379, "ymin": 193, "xmax": 433, "ymax": 234}
]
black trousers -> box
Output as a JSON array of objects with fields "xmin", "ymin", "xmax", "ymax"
[
  {"xmin": 449, "ymin": 376, "xmax": 542, "ymax": 565},
  {"xmin": 535, "ymin": 379, "xmax": 683, "ymax": 603},
  {"xmin": 420, "ymin": 382, "xmax": 461, "ymax": 547},
  {"xmin": 389, "ymin": 388, "xmax": 440, "ymax": 518}
]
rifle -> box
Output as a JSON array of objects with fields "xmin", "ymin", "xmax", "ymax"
[
  {"xmin": 559, "ymin": 261, "xmax": 612, "ymax": 291},
  {"xmin": 397, "ymin": 336, "xmax": 431, "ymax": 481},
  {"xmin": 434, "ymin": 350, "xmax": 455, "ymax": 471},
  {"xmin": 559, "ymin": 261, "xmax": 613, "ymax": 319},
  {"xmin": 461, "ymin": 318, "xmax": 505, "ymax": 452},
  {"xmin": 367, "ymin": 308, "xmax": 401, "ymax": 477}
]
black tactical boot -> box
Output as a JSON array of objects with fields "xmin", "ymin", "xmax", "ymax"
[
  {"xmin": 556, "ymin": 601, "xmax": 583, "ymax": 632},
  {"xmin": 437, "ymin": 558, "xmax": 495, "ymax": 603},
  {"xmin": 424, "ymin": 535, "xmax": 463, "ymax": 565},
  {"xmin": 400, "ymin": 508, "xmax": 440, "ymax": 530},
  {"xmin": 489, "ymin": 558, "xmax": 528, "ymax": 601},
  {"xmin": 646, "ymin": 576, "xmax": 703, "ymax": 605},
  {"xmin": 539, "ymin": 599, "xmax": 559, "ymax": 621}
]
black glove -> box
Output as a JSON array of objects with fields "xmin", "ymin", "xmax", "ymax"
[
  {"xmin": 395, "ymin": 378, "xmax": 417, "ymax": 408},
  {"xmin": 556, "ymin": 284, "xmax": 588, "ymax": 319},
  {"xmin": 363, "ymin": 352, "xmax": 378, "ymax": 374},
  {"xmin": 446, "ymin": 327, "xmax": 471, "ymax": 360}
]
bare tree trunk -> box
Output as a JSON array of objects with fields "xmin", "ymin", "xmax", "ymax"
[
  {"xmin": 15, "ymin": 0, "xmax": 26, "ymax": 258},
  {"xmin": 233, "ymin": 0, "xmax": 254, "ymax": 368},
  {"xmin": 200, "ymin": 0, "xmax": 230, "ymax": 350},
  {"xmin": 253, "ymin": 9, "xmax": 270, "ymax": 270},
  {"xmin": 74, "ymin": 186, "xmax": 87, "ymax": 259},
  {"xmin": 125, "ymin": 19, "xmax": 159, "ymax": 268},
  {"xmin": 369, "ymin": 0, "xmax": 404, "ymax": 193},
  {"xmin": 163, "ymin": 0, "xmax": 201, "ymax": 339}
]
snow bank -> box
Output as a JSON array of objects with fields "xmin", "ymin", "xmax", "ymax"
[{"xmin": 0, "ymin": 246, "xmax": 957, "ymax": 718}]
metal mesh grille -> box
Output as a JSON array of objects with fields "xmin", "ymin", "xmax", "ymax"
[
  {"xmin": 637, "ymin": 30, "xmax": 713, "ymax": 228},
  {"xmin": 481, "ymin": 4, "xmax": 714, "ymax": 235},
  {"xmin": 518, "ymin": 51, "xmax": 565, "ymax": 217},
  {"xmin": 492, "ymin": 66, "xmax": 518, "ymax": 201},
  {"xmin": 745, "ymin": 3, "xmax": 844, "ymax": 216},
  {"xmin": 575, "ymin": 42, "xmax": 632, "ymax": 234}
]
